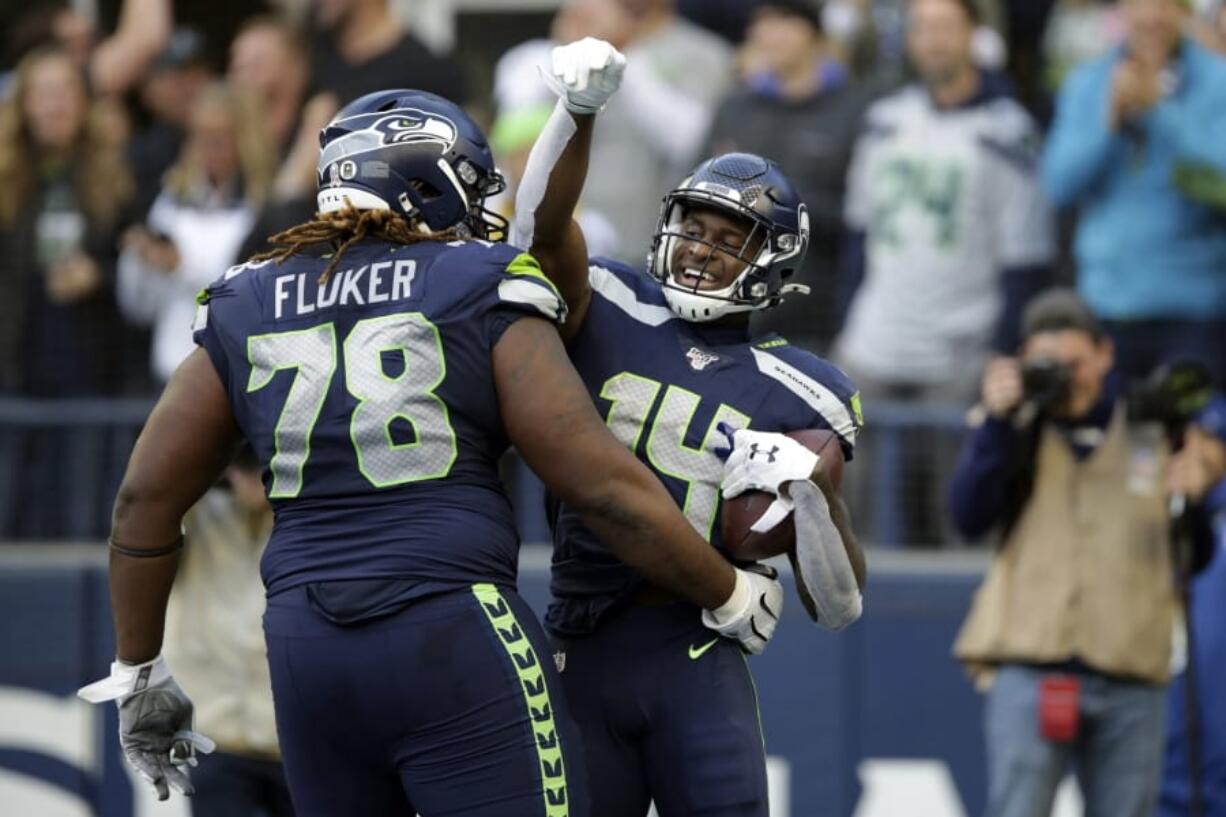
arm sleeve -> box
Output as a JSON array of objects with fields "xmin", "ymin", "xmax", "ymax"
[
  {"xmin": 947, "ymin": 416, "xmax": 1024, "ymax": 539},
  {"xmin": 1040, "ymin": 63, "xmax": 1129, "ymax": 208},
  {"xmin": 509, "ymin": 101, "xmax": 578, "ymax": 252}
]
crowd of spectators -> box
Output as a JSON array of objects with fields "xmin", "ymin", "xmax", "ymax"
[
  {"xmin": 0, "ymin": 0, "xmax": 1224, "ymax": 548},
  {"xmin": 2, "ymin": 3, "xmax": 1223, "ymax": 813}
]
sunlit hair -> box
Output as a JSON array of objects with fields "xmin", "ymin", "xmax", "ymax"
[
  {"xmin": 163, "ymin": 82, "xmax": 274, "ymax": 208},
  {"xmin": 0, "ymin": 46, "xmax": 133, "ymax": 229},
  {"xmin": 251, "ymin": 204, "xmax": 459, "ymax": 285}
]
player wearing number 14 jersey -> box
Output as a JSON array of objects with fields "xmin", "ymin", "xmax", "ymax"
[
  {"xmin": 516, "ymin": 39, "xmax": 867, "ymax": 817},
  {"xmin": 76, "ymin": 89, "xmax": 788, "ymax": 817}
]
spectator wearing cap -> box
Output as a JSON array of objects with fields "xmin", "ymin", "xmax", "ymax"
[
  {"xmin": 127, "ymin": 27, "xmax": 213, "ymax": 218},
  {"xmin": 949, "ymin": 288, "xmax": 1216, "ymax": 817},
  {"xmin": 704, "ymin": 0, "xmax": 874, "ymax": 354},
  {"xmin": 1042, "ymin": 0, "xmax": 1226, "ymax": 387},
  {"xmin": 1161, "ymin": 392, "xmax": 1226, "ymax": 817}
]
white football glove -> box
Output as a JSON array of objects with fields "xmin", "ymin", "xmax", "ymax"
[
  {"xmin": 719, "ymin": 425, "xmax": 820, "ymax": 534},
  {"xmin": 79, "ymin": 655, "xmax": 215, "ymax": 800},
  {"xmin": 540, "ymin": 37, "xmax": 627, "ymax": 115},
  {"xmin": 702, "ymin": 564, "xmax": 784, "ymax": 655}
]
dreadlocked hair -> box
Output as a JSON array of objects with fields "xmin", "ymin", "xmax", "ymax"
[{"xmin": 251, "ymin": 206, "xmax": 461, "ymax": 285}]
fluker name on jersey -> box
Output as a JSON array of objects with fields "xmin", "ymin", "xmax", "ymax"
[{"xmin": 273, "ymin": 259, "xmax": 417, "ymax": 319}]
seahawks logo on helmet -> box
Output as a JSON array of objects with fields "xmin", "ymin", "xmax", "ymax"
[
  {"xmin": 370, "ymin": 112, "xmax": 457, "ymax": 149},
  {"xmin": 318, "ymin": 109, "xmax": 457, "ymax": 171}
]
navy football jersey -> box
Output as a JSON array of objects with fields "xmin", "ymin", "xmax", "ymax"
[
  {"xmin": 192, "ymin": 237, "xmax": 564, "ymax": 595},
  {"xmin": 547, "ymin": 258, "xmax": 863, "ymax": 636}
]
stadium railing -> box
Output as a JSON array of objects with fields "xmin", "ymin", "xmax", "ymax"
[{"xmin": 0, "ymin": 396, "xmax": 969, "ymax": 547}]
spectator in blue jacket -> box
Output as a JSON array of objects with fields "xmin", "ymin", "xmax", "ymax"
[
  {"xmin": 1161, "ymin": 394, "xmax": 1226, "ymax": 817},
  {"xmin": 1041, "ymin": 0, "xmax": 1226, "ymax": 387}
]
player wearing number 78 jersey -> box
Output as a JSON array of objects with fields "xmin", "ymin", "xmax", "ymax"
[
  {"xmin": 76, "ymin": 89, "xmax": 787, "ymax": 817},
  {"xmin": 516, "ymin": 39, "xmax": 868, "ymax": 817}
]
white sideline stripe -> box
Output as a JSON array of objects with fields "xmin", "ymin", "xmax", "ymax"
[
  {"xmin": 751, "ymin": 348, "xmax": 858, "ymax": 446},
  {"xmin": 0, "ymin": 769, "xmax": 92, "ymax": 817},
  {"xmin": 589, "ymin": 265, "xmax": 673, "ymax": 326},
  {"xmin": 0, "ymin": 687, "xmax": 96, "ymax": 769}
]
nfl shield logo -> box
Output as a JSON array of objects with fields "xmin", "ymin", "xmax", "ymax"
[
  {"xmin": 553, "ymin": 651, "xmax": 566, "ymax": 673},
  {"xmin": 686, "ymin": 347, "xmax": 719, "ymax": 371}
]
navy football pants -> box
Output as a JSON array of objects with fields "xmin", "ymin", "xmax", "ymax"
[
  {"xmin": 551, "ymin": 603, "xmax": 768, "ymax": 817},
  {"xmin": 189, "ymin": 750, "xmax": 294, "ymax": 817},
  {"xmin": 263, "ymin": 584, "xmax": 588, "ymax": 817}
]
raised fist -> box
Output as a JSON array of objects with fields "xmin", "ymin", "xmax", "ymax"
[{"xmin": 540, "ymin": 37, "xmax": 627, "ymax": 115}]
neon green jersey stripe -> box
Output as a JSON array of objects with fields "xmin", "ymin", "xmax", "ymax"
[{"xmin": 472, "ymin": 583, "xmax": 569, "ymax": 817}]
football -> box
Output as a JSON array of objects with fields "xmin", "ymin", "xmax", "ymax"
[{"xmin": 720, "ymin": 429, "xmax": 845, "ymax": 563}]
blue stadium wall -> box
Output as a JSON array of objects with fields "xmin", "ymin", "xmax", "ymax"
[{"xmin": 0, "ymin": 548, "xmax": 992, "ymax": 816}]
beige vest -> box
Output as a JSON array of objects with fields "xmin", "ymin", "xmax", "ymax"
[
  {"xmin": 954, "ymin": 406, "xmax": 1178, "ymax": 685},
  {"xmin": 163, "ymin": 490, "xmax": 280, "ymax": 757}
]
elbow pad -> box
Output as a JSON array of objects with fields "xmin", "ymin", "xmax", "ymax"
[{"xmin": 790, "ymin": 480, "xmax": 862, "ymax": 630}]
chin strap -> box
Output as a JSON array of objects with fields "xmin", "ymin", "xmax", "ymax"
[
  {"xmin": 778, "ymin": 283, "xmax": 811, "ymax": 297},
  {"xmin": 789, "ymin": 480, "xmax": 862, "ymax": 630}
]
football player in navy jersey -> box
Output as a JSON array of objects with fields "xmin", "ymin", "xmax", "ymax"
[
  {"xmin": 513, "ymin": 40, "xmax": 868, "ymax": 817},
  {"xmin": 76, "ymin": 89, "xmax": 788, "ymax": 817}
]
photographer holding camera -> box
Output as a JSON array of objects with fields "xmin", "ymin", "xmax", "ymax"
[{"xmin": 948, "ymin": 288, "xmax": 1215, "ymax": 817}]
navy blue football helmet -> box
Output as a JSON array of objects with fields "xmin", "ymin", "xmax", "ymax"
[
  {"xmin": 648, "ymin": 153, "xmax": 810, "ymax": 322},
  {"xmin": 316, "ymin": 89, "xmax": 507, "ymax": 240}
]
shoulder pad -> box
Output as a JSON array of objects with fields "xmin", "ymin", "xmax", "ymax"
[{"xmin": 750, "ymin": 346, "xmax": 863, "ymax": 447}]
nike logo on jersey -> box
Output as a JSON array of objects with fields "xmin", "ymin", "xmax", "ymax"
[{"xmin": 688, "ymin": 637, "xmax": 720, "ymax": 660}]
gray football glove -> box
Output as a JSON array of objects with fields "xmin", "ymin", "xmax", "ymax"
[{"xmin": 78, "ymin": 656, "xmax": 215, "ymax": 800}]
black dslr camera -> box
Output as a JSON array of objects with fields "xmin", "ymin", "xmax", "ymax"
[
  {"xmin": 1127, "ymin": 361, "xmax": 1214, "ymax": 429},
  {"xmin": 1021, "ymin": 357, "xmax": 1072, "ymax": 412}
]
